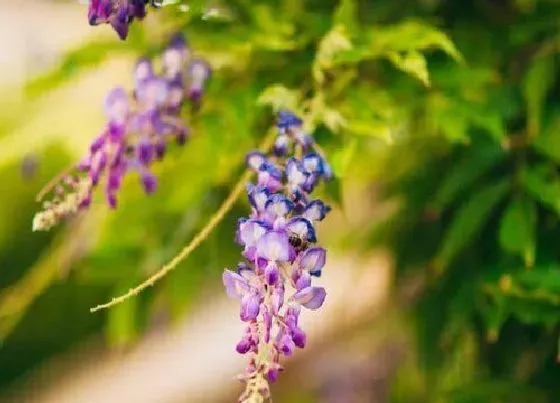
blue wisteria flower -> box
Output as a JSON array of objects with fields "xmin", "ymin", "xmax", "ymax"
[
  {"xmin": 223, "ymin": 111, "xmax": 333, "ymax": 401},
  {"xmin": 32, "ymin": 33, "xmax": 211, "ymax": 231},
  {"xmin": 87, "ymin": 0, "xmax": 161, "ymax": 40}
]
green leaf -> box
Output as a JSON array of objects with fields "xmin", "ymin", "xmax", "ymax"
[
  {"xmin": 522, "ymin": 55, "xmax": 556, "ymax": 137},
  {"xmin": 435, "ymin": 178, "xmax": 510, "ymax": 271},
  {"xmin": 520, "ymin": 164, "xmax": 560, "ymax": 214},
  {"xmin": 387, "ymin": 50, "xmax": 431, "ymax": 87},
  {"xmin": 333, "ymin": 20, "xmax": 463, "ymax": 66},
  {"xmin": 431, "ymin": 145, "xmax": 504, "ymax": 212},
  {"xmin": 481, "ymin": 292, "xmax": 508, "ymax": 343},
  {"xmin": 257, "ymin": 85, "xmax": 300, "ymax": 112},
  {"xmin": 313, "ymin": 26, "xmax": 353, "ymax": 83},
  {"xmin": 345, "ymin": 118, "xmax": 392, "ymax": 141},
  {"xmin": 331, "ymin": 137, "xmax": 357, "ymax": 177},
  {"xmin": 106, "ymin": 282, "xmax": 138, "ymax": 348},
  {"xmin": 499, "ymin": 197, "xmax": 537, "ymax": 267},
  {"xmin": 531, "ymin": 117, "xmax": 560, "ymax": 164},
  {"xmin": 322, "ymin": 176, "xmax": 344, "ymax": 208},
  {"xmin": 333, "ymin": 0, "xmax": 358, "ymax": 33}
]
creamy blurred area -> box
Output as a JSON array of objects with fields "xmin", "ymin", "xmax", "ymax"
[
  {"xmin": 0, "ymin": 0, "xmax": 90, "ymax": 86},
  {"xmin": 0, "ymin": 0, "xmax": 133, "ymax": 167}
]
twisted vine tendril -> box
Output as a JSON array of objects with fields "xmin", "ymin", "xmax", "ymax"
[{"xmin": 90, "ymin": 129, "xmax": 277, "ymax": 312}]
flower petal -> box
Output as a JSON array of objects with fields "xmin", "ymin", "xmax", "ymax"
[
  {"xmin": 303, "ymin": 200, "xmax": 330, "ymax": 222},
  {"xmin": 245, "ymin": 151, "xmax": 267, "ymax": 171},
  {"xmin": 265, "ymin": 263, "xmax": 279, "ymax": 285},
  {"xmin": 265, "ymin": 194, "xmax": 294, "ymax": 218},
  {"xmin": 248, "ymin": 186, "xmax": 270, "ymax": 212},
  {"xmin": 302, "ymin": 153, "xmax": 323, "ymax": 174},
  {"xmin": 222, "ymin": 269, "xmax": 250, "ymax": 300},
  {"xmin": 291, "ymin": 327, "xmax": 306, "ymax": 349},
  {"xmin": 295, "ymin": 271, "xmax": 312, "ymax": 290},
  {"xmin": 293, "ymin": 286, "xmax": 326, "ymax": 310},
  {"xmin": 237, "ymin": 219, "xmax": 270, "ymax": 247},
  {"xmin": 240, "ymin": 293, "xmax": 260, "ymax": 322},
  {"xmin": 286, "ymin": 158, "xmax": 308, "ymax": 187},
  {"xmin": 286, "ymin": 217, "xmax": 316, "ymax": 243},
  {"xmin": 277, "ymin": 110, "xmax": 303, "ymax": 130},
  {"xmin": 256, "ymin": 230, "xmax": 292, "ymax": 262},
  {"xmin": 273, "ymin": 134, "xmax": 290, "ymax": 156},
  {"xmin": 300, "ymin": 247, "xmax": 326, "ymax": 275}
]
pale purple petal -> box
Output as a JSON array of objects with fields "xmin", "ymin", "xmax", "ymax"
[
  {"xmin": 222, "ymin": 269, "xmax": 250, "ymax": 300},
  {"xmin": 291, "ymin": 327, "xmax": 306, "ymax": 349},
  {"xmin": 238, "ymin": 219, "xmax": 269, "ymax": 247},
  {"xmin": 293, "ymin": 286, "xmax": 326, "ymax": 310},
  {"xmin": 248, "ymin": 186, "xmax": 270, "ymax": 212},
  {"xmin": 286, "ymin": 217, "xmax": 316, "ymax": 243},
  {"xmin": 271, "ymin": 284, "xmax": 284, "ymax": 315},
  {"xmin": 265, "ymin": 194, "xmax": 293, "ymax": 218},
  {"xmin": 302, "ymin": 153, "xmax": 323, "ymax": 174},
  {"xmin": 300, "ymin": 247, "xmax": 326, "ymax": 275},
  {"xmin": 265, "ymin": 263, "xmax": 279, "ymax": 285},
  {"xmin": 286, "ymin": 158, "xmax": 308, "ymax": 187},
  {"xmin": 303, "ymin": 200, "xmax": 330, "ymax": 222},
  {"xmin": 256, "ymin": 230, "xmax": 292, "ymax": 262},
  {"xmin": 275, "ymin": 329, "xmax": 295, "ymax": 357},
  {"xmin": 245, "ymin": 151, "xmax": 267, "ymax": 171},
  {"xmin": 240, "ymin": 293, "xmax": 260, "ymax": 322},
  {"xmin": 263, "ymin": 309, "xmax": 272, "ymax": 343},
  {"xmin": 295, "ymin": 271, "xmax": 311, "ymax": 290}
]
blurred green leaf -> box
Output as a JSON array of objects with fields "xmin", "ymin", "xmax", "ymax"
[
  {"xmin": 430, "ymin": 144, "xmax": 504, "ymax": 212},
  {"xmin": 331, "ymin": 136, "xmax": 357, "ymax": 177},
  {"xmin": 322, "ymin": 177, "xmax": 343, "ymax": 208},
  {"xmin": 257, "ymin": 85, "xmax": 300, "ymax": 112},
  {"xmin": 532, "ymin": 117, "xmax": 560, "ymax": 164},
  {"xmin": 333, "ymin": 20, "xmax": 463, "ymax": 66},
  {"xmin": 445, "ymin": 379, "xmax": 547, "ymax": 403},
  {"xmin": 499, "ymin": 197, "xmax": 536, "ymax": 267},
  {"xmin": 520, "ymin": 164, "xmax": 560, "ymax": 214},
  {"xmin": 387, "ymin": 50, "xmax": 431, "ymax": 87},
  {"xmin": 522, "ymin": 55, "xmax": 556, "ymax": 137},
  {"xmin": 313, "ymin": 26, "xmax": 353, "ymax": 83},
  {"xmin": 481, "ymin": 291, "xmax": 508, "ymax": 343},
  {"xmin": 435, "ymin": 178, "xmax": 510, "ymax": 271},
  {"xmin": 106, "ymin": 281, "xmax": 138, "ymax": 348},
  {"xmin": 333, "ymin": 0, "xmax": 358, "ymax": 33}
]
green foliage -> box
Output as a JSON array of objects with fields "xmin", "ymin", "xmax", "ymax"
[
  {"xmin": 371, "ymin": 1, "xmax": 560, "ymax": 400},
  {"xmin": 435, "ymin": 178, "xmax": 510, "ymax": 272},
  {"xmin": 1, "ymin": 0, "xmax": 559, "ymax": 401},
  {"xmin": 499, "ymin": 197, "xmax": 537, "ymax": 267}
]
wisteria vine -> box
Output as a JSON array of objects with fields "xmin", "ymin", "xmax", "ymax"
[
  {"xmin": 88, "ymin": 0, "xmax": 163, "ymax": 40},
  {"xmin": 32, "ymin": 33, "xmax": 211, "ymax": 231},
  {"xmin": 59, "ymin": 6, "xmax": 334, "ymax": 403},
  {"xmin": 224, "ymin": 111, "xmax": 333, "ymax": 401}
]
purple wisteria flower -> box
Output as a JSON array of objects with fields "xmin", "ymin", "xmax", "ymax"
[
  {"xmin": 33, "ymin": 33, "xmax": 211, "ymax": 231},
  {"xmin": 87, "ymin": 0, "xmax": 161, "ymax": 40},
  {"xmin": 223, "ymin": 111, "xmax": 333, "ymax": 401}
]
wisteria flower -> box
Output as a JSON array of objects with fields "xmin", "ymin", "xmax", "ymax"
[
  {"xmin": 32, "ymin": 33, "xmax": 211, "ymax": 231},
  {"xmin": 88, "ymin": 0, "xmax": 160, "ymax": 40},
  {"xmin": 223, "ymin": 111, "xmax": 333, "ymax": 402}
]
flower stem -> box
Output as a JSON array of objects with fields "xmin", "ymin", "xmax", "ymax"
[
  {"xmin": 36, "ymin": 162, "xmax": 75, "ymax": 202},
  {"xmin": 90, "ymin": 129, "xmax": 277, "ymax": 313}
]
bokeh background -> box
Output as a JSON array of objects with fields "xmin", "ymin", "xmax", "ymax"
[{"xmin": 1, "ymin": 1, "xmax": 559, "ymax": 402}]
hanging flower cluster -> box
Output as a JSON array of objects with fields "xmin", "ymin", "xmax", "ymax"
[
  {"xmin": 32, "ymin": 33, "xmax": 211, "ymax": 232},
  {"xmin": 223, "ymin": 110, "xmax": 333, "ymax": 401},
  {"xmin": 88, "ymin": 0, "xmax": 163, "ymax": 40}
]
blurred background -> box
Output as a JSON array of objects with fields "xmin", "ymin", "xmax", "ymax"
[{"xmin": 1, "ymin": 0, "xmax": 559, "ymax": 402}]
